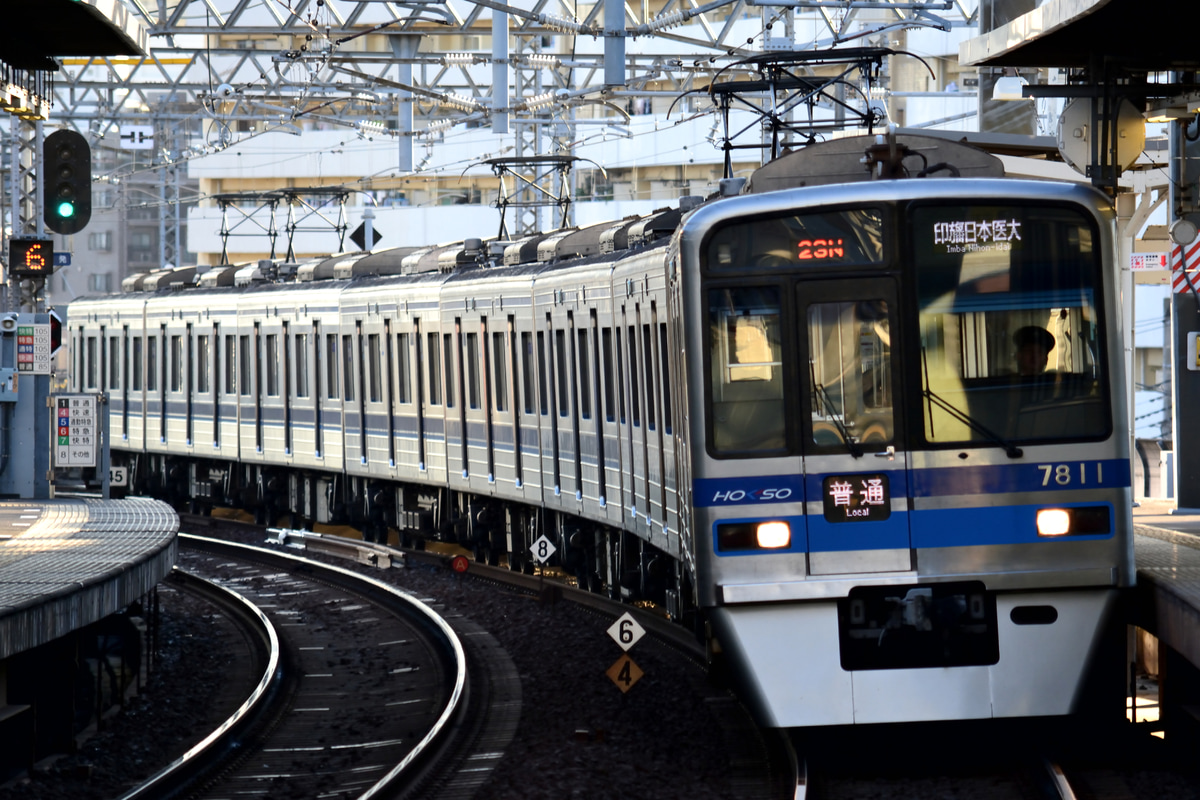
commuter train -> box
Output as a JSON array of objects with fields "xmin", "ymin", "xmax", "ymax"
[{"xmin": 67, "ymin": 133, "xmax": 1134, "ymax": 727}]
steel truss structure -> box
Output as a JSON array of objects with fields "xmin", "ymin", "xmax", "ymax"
[
  {"xmin": 8, "ymin": 0, "xmax": 978, "ymax": 246},
  {"xmin": 214, "ymin": 187, "xmax": 353, "ymax": 262},
  {"xmin": 46, "ymin": 0, "xmax": 975, "ymax": 141}
]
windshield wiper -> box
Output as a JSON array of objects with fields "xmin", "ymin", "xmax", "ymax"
[
  {"xmin": 810, "ymin": 361, "xmax": 863, "ymax": 458},
  {"xmin": 921, "ymin": 348, "xmax": 1023, "ymax": 459}
]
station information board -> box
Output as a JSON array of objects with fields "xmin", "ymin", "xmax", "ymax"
[
  {"xmin": 54, "ymin": 395, "xmax": 98, "ymax": 468},
  {"xmin": 17, "ymin": 323, "xmax": 51, "ymax": 374}
]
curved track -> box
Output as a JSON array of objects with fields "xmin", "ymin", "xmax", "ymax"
[
  {"xmin": 122, "ymin": 535, "xmax": 466, "ymax": 800},
  {"xmin": 179, "ymin": 516, "xmax": 792, "ymax": 799}
]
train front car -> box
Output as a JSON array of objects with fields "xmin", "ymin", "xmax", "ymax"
[{"xmin": 680, "ymin": 177, "xmax": 1133, "ymax": 727}]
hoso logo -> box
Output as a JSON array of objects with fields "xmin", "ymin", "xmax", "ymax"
[{"xmin": 711, "ymin": 487, "xmax": 793, "ymax": 503}]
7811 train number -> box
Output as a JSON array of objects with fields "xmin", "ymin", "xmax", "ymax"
[{"xmin": 1038, "ymin": 462, "xmax": 1104, "ymax": 487}]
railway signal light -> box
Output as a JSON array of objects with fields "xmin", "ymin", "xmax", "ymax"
[{"xmin": 43, "ymin": 129, "xmax": 92, "ymax": 235}]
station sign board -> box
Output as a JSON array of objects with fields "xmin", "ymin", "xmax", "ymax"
[{"xmin": 54, "ymin": 395, "xmax": 97, "ymax": 467}]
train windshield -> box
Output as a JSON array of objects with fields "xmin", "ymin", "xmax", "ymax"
[
  {"xmin": 911, "ymin": 202, "xmax": 1109, "ymax": 445},
  {"xmin": 708, "ymin": 286, "xmax": 787, "ymax": 453}
]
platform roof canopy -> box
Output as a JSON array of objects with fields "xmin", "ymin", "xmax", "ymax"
[
  {"xmin": 961, "ymin": 0, "xmax": 1200, "ymax": 70},
  {"xmin": 3, "ymin": 0, "xmax": 146, "ymax": 71}
]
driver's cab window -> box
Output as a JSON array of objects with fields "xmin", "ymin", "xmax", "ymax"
[
  {"xmin": 913, "ymin": 203, "xmax": 1108, "ymax": 444},
  {"xmin": 708, "ymin": 286, "xmax": 785, "ymax": 453},
  {"xmin": 808, "ymin": 300, "xmax": 893, "ymax": 448}
]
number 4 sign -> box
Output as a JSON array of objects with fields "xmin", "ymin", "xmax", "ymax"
[{"xmin": 606, "ymin": 654, "xmax": 644, "ymax": 694}]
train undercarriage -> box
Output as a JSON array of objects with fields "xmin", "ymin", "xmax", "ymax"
[{"xmin": 124, "ymin": 452, "xmax": 693, "ymax": 624}]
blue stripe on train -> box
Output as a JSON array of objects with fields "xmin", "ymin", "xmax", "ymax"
[
  {"xmin": 694, "ymin": 459, "xmax": 1129, "ymax": 508},
  {"xmin": 713, "ymin": 502, "xmax": 1115, "ymax": 555}
]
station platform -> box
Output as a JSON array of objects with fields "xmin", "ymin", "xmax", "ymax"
[
  {"xmin": 0, "ymin": 497, "xmax": 179, "ymax": 660},
  {"xmin": 1133, "ymin": 500, "xmax": 1200, "ymax": 701}
]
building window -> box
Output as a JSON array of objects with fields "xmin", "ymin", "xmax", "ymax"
[
  {"xmin": 88, "ymin": 273, "xmax": 113, "ymax": 293},
  {"xmin": 88, "ymin": 231, "xmax": 112, "ymax": 251}
]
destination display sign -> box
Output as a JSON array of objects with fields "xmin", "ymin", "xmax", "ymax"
[
  {"xmin": 931, "ymin": 218, "xmax": 1023, "ymax": 254},
  {"xmin": 822, "ymin": 473, "xmax": 890, "ymax": 523}
]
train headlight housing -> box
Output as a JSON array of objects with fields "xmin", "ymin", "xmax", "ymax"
[
  {"xmin": 1036, "ymin": 508, "xmax": 1071, "ymax": 536},
  {"xmin": 1035, "ymin": 506, "xmax": 1111, "ymax": 537},
  {"xmin": 717, "ymin": 520, "xmax": 793, "ymax": 552},
  {"xmin": 756, "ymin": 521, "xmax": 791, "ymax": 549}
]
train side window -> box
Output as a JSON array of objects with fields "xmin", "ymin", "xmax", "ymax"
[
  {"xmin": 238, "ymin": 335, "xmax": 251, "ymax": 396},
  {"xmin": 325, "ymin": 333, "xmax": 338, "ymax": 399},
  {"xmin": 659, "ymin": 322, "xmax": 672, "ymax": 434},
  {"xmin": 642, "ymin": 323, "xmax": 656, "ymax": 431},
  {"xmin": 197, "ymin": 335, "xmax": 210, "ymax": 393},
  {"xmin": 265, "ymin": 334, "xmax": 279, "ymax": 396},
  {"xmin": 443, "ymin": 333, "xmax": 455, "ymax": 408},
  {"xmin": 147, "ymin": 336, "xmax": 158, "ymax": 392},
  {"xmin": 521, "ymin": 331, "xmax": 534, "ymax": 415},
  {"xmin": 578, "ymin": 327, "xmax": 591, "ymax": 420},
  {"xmin": 492, "ymin": 330, "xmax": 508, "ymax": 412},
  {"xmin": 396, "ymin": 333, "xmax": 411, "ymax": 404},
  {"xmin": 86, "ymin": 336, "xmax": 98, "ymax": 389},
  {"xmin": 536, "ymin": 331, "xmax": 549, "ymax": 415},
  {"xmin": 341, "ymin": 334, "xmax": 355, "ymax": 401},
  {"xmin": 211, "ymin": 332, "xmax": 220, "ymax": 396},
  {"xmin": 466, "ymin": 331, "xmax": 481, "ymax": 409},
  {"xmin": 602, "ymin": 328, "xmax": 615, "ymax": 423},
  {"xmin": 707, "ymin": 287, "xmax": 785, "ymax": 454},
  {"xmin": 109, "ymin": 337, "xmax": 120, "ymax": 390},
  {"xmin": 555, "ymin": 329, "xmax": 569, "ymax": 417},
  {"xmin": 132, "ymin": 338, "xmax": 143, "ymax": 391},
  {"xmin": 627, "ymin": 324, "xmax": 640, "ymax": 426},
  {"xmin": 427, "ymin": 331, "xmax": 442, "ymax": 405},
  {"xmin": 615, "ymin": 327, "xmax": 626, "ymax": 424},
  {"xmin": 170, "ymin": 335, "xmax": 183, "ymax": 392},
  {"xmin": 366, "ymin": 333, "xmax": 381, "ymax": 402},
  {"xmin": 224, "ymin": 335, "xmax": 235, "ymax": 394},
  {"xmin": 295, "ymin": 333, "xmax": 309, "ymax": 398}
]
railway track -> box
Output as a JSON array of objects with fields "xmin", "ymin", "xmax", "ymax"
[
  {"xmin": 119, "ymin": 535, "xmax": 469, "ymax": 800},
  {"xmin": 176, "ymin": 514, "xmax": 791, "ymax": 799}
]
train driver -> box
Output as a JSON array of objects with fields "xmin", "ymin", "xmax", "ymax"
[{"xmin": 1013, "ymin": 325, "xmax": 1055, "ymax": 376}]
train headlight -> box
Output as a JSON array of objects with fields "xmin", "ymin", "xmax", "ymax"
[
  {"xmin": 716, "ymin": 520, "xmax": 793, "ymax": 552},
  {"xmin": 756, "ymin": 521, "xmax": 791, "ymax": 549},
  {"xmin": 1035, "ymin": 506, "xmax": 1112, "ymax": 537},
  {"xmin": 1036, "ymin": 508, "xmax": 1071, "ymax": 536}
]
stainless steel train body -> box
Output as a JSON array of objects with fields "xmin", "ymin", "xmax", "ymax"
[
  {"xmin": 67, "ymin": 140, "xmax": 1133, "ymax": 728},
  {"xmin": 681, "ymin": 177, "xmax": 1131, "ymax": 726}
]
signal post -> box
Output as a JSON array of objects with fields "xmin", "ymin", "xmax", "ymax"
[{"xmin": 3, "ymin": 74, "xmax": 98, "ymax": 501}]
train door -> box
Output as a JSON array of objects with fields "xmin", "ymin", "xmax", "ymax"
[
  {"xmin": 156, "ymin": 323, "xmax": 167, "ymax": 444},
  {"xmin": 625, "ymin": 304, "xmax": 652, "ymax": 540},
  {"xmin": 582, "ymin": 309, "xmax": 607, "ymax": 508},
  {"xmin": 282, "ymin": 321, "xmax": 293, "ymax": 457},
  {"xmin": 412, "ymin": 319, "xmax": 426, "ymax": 473},
  {"xmin": 312, "ymin": 321, "xmax": 324, "ymax": 459},
  {"xmin": 185, "ymin": 323, "xmax": 194, "ymax": 446},
  {"xmin": 120, "ymin": 326, "xmax": 130, "ymax": 441},
  {"xmin": 208, "ymin": 324, "xmax": 219, "ymax": 448},
  {"xmin": 798, "ymin": 278, "xmax": 911, "ymax": 575}
]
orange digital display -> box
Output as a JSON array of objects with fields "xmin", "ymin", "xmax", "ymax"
[
  {"xmin": 9, "ymin": 238, "xmax": 54, "ymax": 278},
  {"xmin": 797, "ymin": 238, "xmax": 845, "ymax": 260}
]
